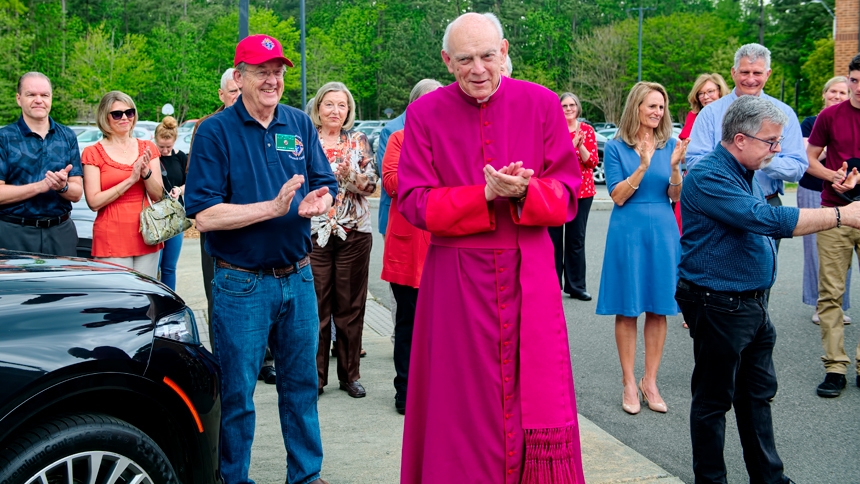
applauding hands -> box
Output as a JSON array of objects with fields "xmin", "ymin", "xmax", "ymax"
[
  {"xmin": 484, "ymin": 161, "xmax": 533, "ymax": 201},
  {"xmin": 832, "ymin": 161, "xmax": 860, "ymax": 194}
]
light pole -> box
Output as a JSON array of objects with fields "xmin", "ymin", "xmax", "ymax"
[
  {"xmin": 627, "ymin": 6, "xmax": 654, "ymax": 82},
  {"xmin": 301, "ymin": 0, "xmax": 307, "ymax": 108},
  {"xmin": 239, "ymin": 0, "xmax": 248, "ymax": 40},
  {"xmin": 803, "ymin": 0, "xmax": 836, "ymax": 39}
]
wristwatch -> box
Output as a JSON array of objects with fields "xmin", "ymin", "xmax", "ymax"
[{"xmin": 57, "ymin": 183, "xmax": 69, "ymax": 194}]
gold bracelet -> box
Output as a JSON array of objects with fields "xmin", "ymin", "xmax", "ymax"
[
  {"xmin": 114, "ymin": 186, "xmax": 121, "ymax": 197},
  {"xmin": 626, "ymin": 177, "xmax": 639, "ymax": 190}
]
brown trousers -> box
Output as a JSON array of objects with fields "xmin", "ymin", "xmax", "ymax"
[
  {"xmin": 817, "ymin": 226, "xmax": 860, "ymax": 375},
  {"xmin": 311, "ymin": 230, "xmax": 372, "ymax": 388}
]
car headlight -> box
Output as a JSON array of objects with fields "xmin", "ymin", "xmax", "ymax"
[{"xmin": 155, "ymin": 308, "xmax": 200, "ymax": 345}]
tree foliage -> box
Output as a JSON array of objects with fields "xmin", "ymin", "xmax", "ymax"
[{"xmin": 0, "ymin": 0, "xmax": 838, "ymax": 125}]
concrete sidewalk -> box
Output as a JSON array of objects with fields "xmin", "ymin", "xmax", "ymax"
[{"xmin": 175, "ymin": 237, "xmax": 683, "ymax": 483}]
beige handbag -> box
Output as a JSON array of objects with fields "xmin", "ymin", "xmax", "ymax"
[{"xmin": 139, "ymin": 188, "xmax": 192, "ymax": 245}]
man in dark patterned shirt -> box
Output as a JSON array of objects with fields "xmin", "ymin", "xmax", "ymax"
[
  {"xmin": 676, "ymin": 95, "xmax": 860, "ymax": 484},
  {"xmin": 0, "ymin": 72, "xmax": 83, "ymax": 256}
]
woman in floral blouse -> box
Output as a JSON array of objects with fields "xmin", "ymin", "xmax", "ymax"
[
  {"xmin": 548, "ymin": 92, "xmax": 599, "ymax": 301},
  {"xmin": 310, "ymin": 82, "xmax": 378, "ymax": 398}
]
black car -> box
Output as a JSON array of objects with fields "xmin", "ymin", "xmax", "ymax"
[{"xmin": 0, "ymin": 250, "xmax": 222, "ymax": 484}]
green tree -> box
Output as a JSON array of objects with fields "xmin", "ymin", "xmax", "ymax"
[
  {"xmin": 570, "ymin": 21, "xmax": 635, "ymax": 124},
  {"xmin": 801, "ymin": 38, "xmax": 836, "ymax": 114},
  {"xmin": 0, "ymin": 8, "xmax": 33, "ymax": 123},
  {"xmin": 63, "ymin": 23, "xmax": 154, "ymax": 121}
]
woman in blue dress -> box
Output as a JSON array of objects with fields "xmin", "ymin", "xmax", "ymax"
[{"xmin": 596, "ymin": 82, "xmax": 689, "ymax": 415}]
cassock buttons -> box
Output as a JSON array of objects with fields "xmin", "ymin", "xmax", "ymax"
[
  {"xmin": 485, "ymin": 140, "xmax": 491, "ymax": 145},
  {"xmin": 501, "ymin": 304, "xmax": 506, "ymax": 309},
  {"xmin": 484, "ymin": 121, "xmax": 490, "ymax": 126},
  {"xmin": 500, "ymin": 286, "xmax": 505, "ymax": 291},
  {"xmin": 509, "ymin": 451, "xmax": 514, "ymax": 456}
]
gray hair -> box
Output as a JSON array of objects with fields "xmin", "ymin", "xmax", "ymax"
[
  {"xmin": 408, "ymin": 79, "xmax": 443, "ymax": 105},
  {"xmin": 220, "ymin": 68, "xmax": 236, "ymax": 90},
  {"xmin": 559, "ymin": 92, "xmax": 582, "ymax": 115},
  {"xmin": 17, "ymin": 72, "xmax": 52, "ymax": 94},
  {"xmin": 721, "ymin": 96, "xmax": 788, "ymax": 144},
  {"xmin": 503, "ymin": 56, "xmax": 513, "ymax": 76},
  {"xmin": 734, "ymin": 43, "xmax": 771, "ymax": 71},
  {"xmin": 310, "ymin": 82, "xmax": 357, "ymax": 130},
  {"xmin": 442, "ymin": 12, "xmax": 504, "ymax": 53}
]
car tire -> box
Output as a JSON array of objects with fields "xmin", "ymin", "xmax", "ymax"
[
  {"xmin": 593, "ymin": 160, "xmax": 606, "ymax": 185},
  {"xmin": 0, "ymin": 413, "xmax": 179, "ymax": 484}
]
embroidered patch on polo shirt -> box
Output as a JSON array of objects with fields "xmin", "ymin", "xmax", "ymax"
[{"xmin": 276, "ymin": 134, "xmax": 304, "ymax": 156}]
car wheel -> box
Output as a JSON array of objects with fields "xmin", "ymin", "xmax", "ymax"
[
  {"xmin": 0, "ymin": 414, "xmax": 179, "ymax": 484},
  {"xmin": 593, "ymin": 160, "xmax": 606, "ymax": 185}
]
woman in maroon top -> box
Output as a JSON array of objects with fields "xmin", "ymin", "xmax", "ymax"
[{"xmin": 548, "ymin": 92, "xmax": 599, "ymax": 300}]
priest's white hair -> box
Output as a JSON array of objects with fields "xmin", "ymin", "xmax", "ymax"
[{"xmin": 442, "ymin": 12, "xmax": 505, "ymax": 53}]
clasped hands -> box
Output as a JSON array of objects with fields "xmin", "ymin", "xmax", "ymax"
[
  {"xmin": 831, "ymin": 161, "xmax": 860, "ymax": 194},
  {"xmin": 42, "ymin": 164, "xmax": 73, "ymax": 192},
  {"xmin": 272, "ymin": 174, "xmax": 332, "ymax": 218},
  {"xmin": 484, "ymin": 162, "xmax": 533, "ymax": 201}
]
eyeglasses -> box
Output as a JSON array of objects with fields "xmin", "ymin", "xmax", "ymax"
[
  {"xmin": 697, "ymin": 88, "xmax": 719, "ymax": 99},
  {"xmin": 742, "ymin": 133, "xmax": 784, "ymax": 151},
  {"xmin": 248, "ymin": 68, "xmax": 286, "ymax": 80},
  {"xmin": 109, "ymin": 108, "xmax": 136, "ymax": 120},
  {"xmin": 322, "ymin": 102, "xmax": 348, "ymax": 112},
  {"xmin": 561, "ymin": 103, "xmax": 577, "ymax": 110}
]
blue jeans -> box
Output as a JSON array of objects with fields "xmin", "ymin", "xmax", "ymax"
[
  {"xmin": 212, "ymin": 263, "xmax": 323, "ymax": 484},
  {"xmin": 158, "ymin": 233, "xmax": 183, "ymax": 290}
]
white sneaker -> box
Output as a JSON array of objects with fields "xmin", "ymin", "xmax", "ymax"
[{"xmin": 812, "ymin": 312, "xmax": 852, "ymax": 325}]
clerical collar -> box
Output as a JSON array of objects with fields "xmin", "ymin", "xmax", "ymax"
[{"xmin": 461, "ymin": 76, "xmax": 503, "ymax": 103}]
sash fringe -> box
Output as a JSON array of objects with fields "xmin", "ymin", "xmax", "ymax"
[{"xmin": 521, "ymin": 425, "xmax": 578, "ymax": 484}]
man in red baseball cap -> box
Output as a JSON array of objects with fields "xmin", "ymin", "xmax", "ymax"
[{"xmin": 185, "ymin": 34, "xmax": 336, "ymax": 484}]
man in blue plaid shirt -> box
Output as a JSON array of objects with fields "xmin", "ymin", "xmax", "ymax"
[{"xmin": 0, "ymin": 72, "xmax": 83, "ymax": 256}]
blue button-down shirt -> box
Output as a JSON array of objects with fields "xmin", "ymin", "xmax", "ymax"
[
  {"xmin": 377, "ymin": 112, "xmax": 405, "ymax": 236},
  {"xmin": 686, "ymin": 89, "xmax": 806, "ymax": 197},
  {"xmin": 185, "ymin": 96, "xmax": 338, "ymax": 269},
  {"xmin": 0, "ymin": 117, "xmax": 82, "ymax": 218},
  {"xmin": 679, "ymin": 143, "xmax": 800, "ymax": 292}
]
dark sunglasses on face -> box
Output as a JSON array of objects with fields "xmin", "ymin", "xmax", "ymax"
[{"xmin": 109, "ymin": 108, "xmax": 136, "ymax": 120}]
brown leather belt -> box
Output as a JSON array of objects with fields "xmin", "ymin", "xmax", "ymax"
[
  {"xmin": 0, "ymin": 212, "xmax": 70, "ymax": 228},
  {"xmin": 216, "ymin": 255, "xmax": 310, "ymax": 278},
  {"xmin": 765, "ymin": 192, "xmax": 779, "ymax": 200}
]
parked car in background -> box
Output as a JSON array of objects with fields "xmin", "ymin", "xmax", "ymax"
[
  {"xmin": 70, "ymin": 193, "xmax": 95, "ymax": 258},
  {"xmin": 0, "ymin": 250, "xmax": 223, "ymax": 484},
  {"xmin": 174, "ymin": 131, "xmax": 193, "ymax": 154},
  {"xmin": 591, "ymin": 122, "xmax": 616, "ymax": 131},
  {"xmin": 179, "ymin": 119, "xmax": 198, "ymax": 134},
  {"xmin": 67, "ymin": 125, "xmax": 91, "ymax": 136},
  {"xmin": 76, "ymin": 127, "xmax": 153, "ymax": 153},
  {"xmin": 136, "ymin": 120, "xmax": 159, "ymax": 134}
]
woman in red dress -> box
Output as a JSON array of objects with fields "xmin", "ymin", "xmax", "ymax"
[{"xmin": 82, "ymin": 91, "xmax": 163, "ymax": 277}]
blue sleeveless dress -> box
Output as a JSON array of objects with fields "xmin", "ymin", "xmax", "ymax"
[{"xmin": 596, "ymin": 138, "xmax": 680, "ymax": 317}]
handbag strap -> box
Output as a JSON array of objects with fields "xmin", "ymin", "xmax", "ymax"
[{"xmin": 139, "ymin": 186, "xmax": 171, "ymax": 210}]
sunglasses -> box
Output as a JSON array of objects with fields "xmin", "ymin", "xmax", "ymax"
[{"xmin": 109, "ymin": 108, "xmax": 136, "ymax": 120}]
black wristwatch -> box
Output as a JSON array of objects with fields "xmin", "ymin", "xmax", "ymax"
[
  {"xmin": 142, "ymin": 170, "xmax": 152, "ymax": 180},
  {"xmin": 57, "ymin": 183, "xmax": 69, "ymax": 194}
]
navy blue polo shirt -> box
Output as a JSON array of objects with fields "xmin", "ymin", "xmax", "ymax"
[
  {"xmin": 0, "ymin": 117, "xmax": 82, "ymax": 218},
  {"xmin": 185, "ymin": 96, "xmax": 337, "ymax": 269}
]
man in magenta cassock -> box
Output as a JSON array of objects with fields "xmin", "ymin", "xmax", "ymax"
[{"xmin": 396, "ymin": 12, "xmax": 585, "ymax": 484}]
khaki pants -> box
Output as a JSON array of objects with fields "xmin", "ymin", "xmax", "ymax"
[{"xmin": 816, "ymin": 226, "xmax": 860, "ymax": 374}]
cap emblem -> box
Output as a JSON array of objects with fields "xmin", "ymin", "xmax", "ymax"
[{"xmin": 261, "ymin": 38, "xmax": 275, "ymax": 50}]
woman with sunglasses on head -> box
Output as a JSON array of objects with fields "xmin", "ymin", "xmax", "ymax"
[{"xmin": 82, "ymin": 91, "xmax": 163, "ymax": 277}]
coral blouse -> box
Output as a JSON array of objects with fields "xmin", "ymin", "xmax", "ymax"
[
  {"xmin": 573, "ymin": 123, "xmax": 599, "ymax": 198},
  {"xmin": 380, "ymin": 130, "xmax": 429, "ymax": 289},
  {"xmin": 82, "ymin": 139, "xmax": 163, "ymax": 258}
]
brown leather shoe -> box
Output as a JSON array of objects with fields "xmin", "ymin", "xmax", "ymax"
[
  {"xmin": 339, "ymin": 380, "xmax": 366, "ymax": 398},
  {"xmin": 287, "ymin": 478, "xmax": 328, "ymax": 484}
]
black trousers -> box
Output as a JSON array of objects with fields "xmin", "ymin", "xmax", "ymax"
[
  {"xmin": 391, "ymin": 283, "xmax": 418, "ymax": 405},
  {"xmin": 675, "ymin": 280, "xmax": 789, "ymax": 484},
  {"xmin": 547, "ymin": 196, "xmax": 593, "ymax": 295},
  {"xmin": 0, "ymin": 218, "xmax": 77, "ymax": 257}
]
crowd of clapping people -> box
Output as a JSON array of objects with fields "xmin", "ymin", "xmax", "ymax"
[{"xmin": 2, "ymin": 9, "xmax": 860, "ymax": 484}]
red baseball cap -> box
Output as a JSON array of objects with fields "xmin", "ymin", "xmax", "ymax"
[{"xmin": 234, "ymin": 34, "xmax": 294, "ymax": 68}]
